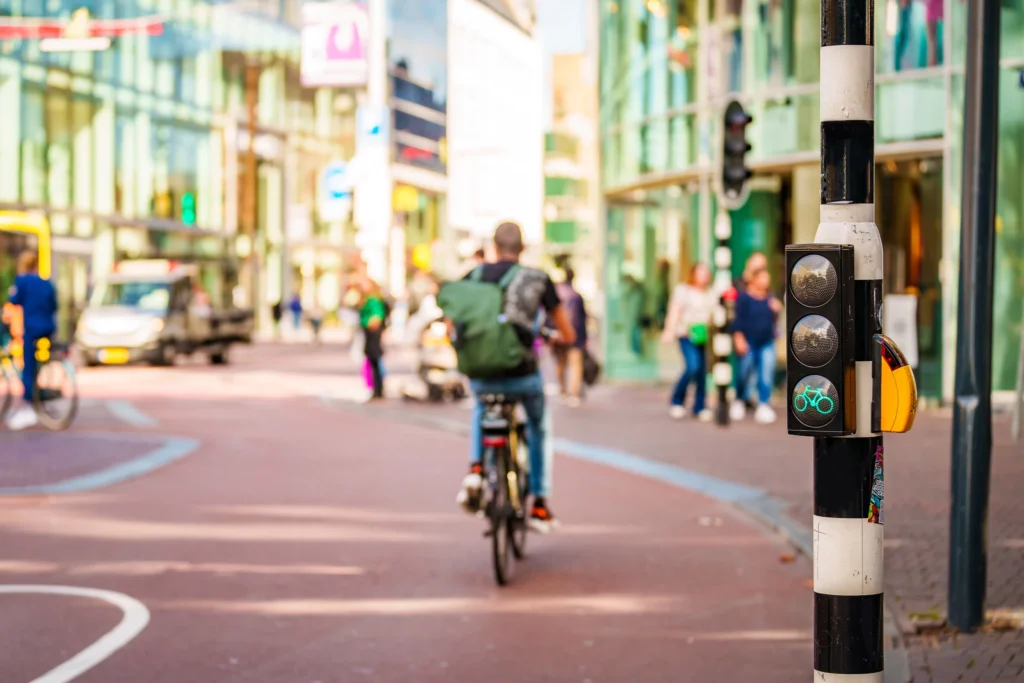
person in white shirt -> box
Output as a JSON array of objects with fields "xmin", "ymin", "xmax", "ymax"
[{"xmin": 662, "ymin": 263, "xmax": 718, "ymax": 421}]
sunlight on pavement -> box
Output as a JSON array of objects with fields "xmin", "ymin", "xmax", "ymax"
[
  {"xmin": 0, "ymin": 559, "xmax": 366, "ymax": 577},
  {"xmin": 158, "ymin": 594, "xmax": 687, "ymax": 617},
  {"xmin": 203, "ymin": 504, "xmax": 464, "ymax": 524},
  {"xmin": 644, "ymin": 629, "xmax": 812, "ymax": 642},
  {"xmin": 0, "ymin": 509, "xmax": 450, "ymax": 544}
]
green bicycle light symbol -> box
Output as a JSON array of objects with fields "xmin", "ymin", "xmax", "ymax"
[{"xmin": 793, "ymin": 384, "xmax": 835, "ymax": 415}]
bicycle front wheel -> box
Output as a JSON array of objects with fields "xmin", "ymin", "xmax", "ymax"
[
  {"xmin": 490, "ymin": 445, "xmax": 514, "ymax": 586},
  {"xmin": 34, "ymin": 358, "xmax": 79, "ymax": 431}
]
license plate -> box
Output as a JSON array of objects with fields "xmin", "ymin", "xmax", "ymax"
[{"xmin": 98, "ymin": 348, "xmax": 130, "ymax": 364}]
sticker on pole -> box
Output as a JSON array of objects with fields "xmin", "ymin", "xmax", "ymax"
[{"xmin": 868, "ymin": 445, "xmax": 884, "ymax": 524}]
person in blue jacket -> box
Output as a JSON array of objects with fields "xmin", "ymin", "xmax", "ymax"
[{"xmin": 6, "ymin": 250, "xmax": 57, "ymax": 430}]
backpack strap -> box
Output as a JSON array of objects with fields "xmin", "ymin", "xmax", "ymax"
[
  {"xmin": 470, "ymin": 266, "xmax": 484, "ymax": 282},
  {"xmin": 498, "ymin": 264, "xmax": 520, "ymax": 290}
]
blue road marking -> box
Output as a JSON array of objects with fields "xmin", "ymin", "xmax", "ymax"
[{"xmin": 0, "ymin": 436, "xmax": 198, "ymax": 495}]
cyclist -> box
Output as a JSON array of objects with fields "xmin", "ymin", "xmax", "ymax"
[
  {"xmin": 455, "ymin": 222, "xmax": 576, "ymax": 532},
  {"xmin": 5, "ymin": 250, "xmax": 57, "ymax": 431}
]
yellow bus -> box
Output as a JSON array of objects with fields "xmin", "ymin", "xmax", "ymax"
[{"xmin": 0, "ymin": 211, "xmax": 52, "ymax": 362}]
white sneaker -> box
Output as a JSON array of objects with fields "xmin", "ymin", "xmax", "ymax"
[
  {"xmin": 669, "ymin": 405, "xmax": 687, "ymax": 420},
  {"xmin": 754, "ymin": 404, "xmax": 778, "ymax": 424},
  {"xmin": 729, "ymin": 400, "xmax": 747, "ymax": 422},
  {"xmin": 456, "ymin": 471, "xmax": 484, "ymax": 513},
  {"xmin": 697, "ymin": 409, "xmax": 714, "ymax": 422},
  {"xmin": 6, "ymin": 406, "xmax": 38, "ymax": 431}
]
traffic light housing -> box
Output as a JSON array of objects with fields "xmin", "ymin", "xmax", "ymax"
[
  {"xmin": 785, "ymin": 244, "xmax": 857, "ymax": 436},
  {"xmin": 722, "ymin": 101, "xmax": 753, "ymax": 201}
]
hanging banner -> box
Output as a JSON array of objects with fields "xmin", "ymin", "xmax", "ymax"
[{"xmin": 301, "ymin": 1, "xmax": 369, "ymax": 88}]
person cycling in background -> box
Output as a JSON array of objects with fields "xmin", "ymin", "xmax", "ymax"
[
  {"xmin": 454, "ymin": 222, "xmax": 576, "ymax": 531},
  {"xmin": 6, "ymin": 250, "xmax": 57, "ymax": 431}
]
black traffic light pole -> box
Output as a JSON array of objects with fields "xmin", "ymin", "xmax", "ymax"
[
  {"xmin": 791, "ymin": 1, "xmax": 886, "ymax": 679},
  {"xmin": 949, "ymin": 0, "xmax": 1002, "ymax": 634},
  {"xmin": 716, "ymin": 101, "xmax": 753, "ymax": 427}
]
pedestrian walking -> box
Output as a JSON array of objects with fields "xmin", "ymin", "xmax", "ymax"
[
  {"xmin": 730, "ymin": 266, "xmax": 782, "ymax": 424},
  {"xmin": 552, "ymin": 267, "xmax": 588, "ymax": 407},
  {"xmin": 732, "ymin": 251, "xmax": 769, "ymax": 411},
  {"xmin": 309, "ymin": 303, "xmax": 324, "ymax": 345},
  {"xmin": 358, "ymin": 276, "xmax": 387, "ymax": 401},
  {"xmin": 288, "ymin": 293, "xmax": 302, "ymax": 333},
  {"xmin": 271, "ymin": 300, "xmax": 283, "ymax": 340},
  {"xmin": 662, "ymin": 263, "xmax": 716, "ymax": 421}
]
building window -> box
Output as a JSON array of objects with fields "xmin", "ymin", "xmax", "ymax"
[
  {"xmin": 20, "ymin": 87, "xmax": 46, "ymax": 205},
  {"xmin": 45, "ymin": 90, "xmax": 72, "ymax": 234}
]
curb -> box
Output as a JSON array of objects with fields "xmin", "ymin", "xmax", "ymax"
[{"xmin": 340, "ymin": 400, "xmax": 913, "ymax": 682}]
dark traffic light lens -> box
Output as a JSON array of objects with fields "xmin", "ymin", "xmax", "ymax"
[
  {"xmin": 791, "ymin": 315, "xmax": 839, "ymax": 367},
  {"xmin": 792, "ymin": 375, "xmax": 840, "ymax": 428},
  {"xmin": 790, "ymin": 254, "xmax": 837, "ymax": 307}
]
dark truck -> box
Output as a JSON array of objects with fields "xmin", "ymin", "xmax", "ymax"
[{"xmin": 75, "ymin": 260, "xmax": 253, "ymax": 366}]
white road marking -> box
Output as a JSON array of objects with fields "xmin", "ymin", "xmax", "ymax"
[
  {"xmin": 0, "ymin": 585, "xmax": 150, "ymax": 683},
  {"xmin": 105, "ymin": 400, "xmax": 158, "ymax": 427}
]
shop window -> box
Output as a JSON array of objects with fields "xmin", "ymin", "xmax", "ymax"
[
  {"xmin": 45, "ymin": 90, "xmax": 72, "ymax": 234},
  {"xmin": 21, "ymin": 87, "xmax": 46, "ymax": 205}
]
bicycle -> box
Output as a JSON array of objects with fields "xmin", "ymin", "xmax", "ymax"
[
  {"xmin": 1, "ymin": 339, "xmax": 79, "ymax": 430},
  {"xmin": 793, "ymin": 385, "xmax": 835, "ymax": 416},
  {"xmin": 477, "ymin": 392, "xmax": 532, "ymax": 586}
]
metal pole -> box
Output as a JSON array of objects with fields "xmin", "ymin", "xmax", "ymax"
[
  {"xmin": 949, "ymin": 0, "xmax": 1002, "ymax": 634},
  {"xmin": 242, "ymin": 60, "xmax": 260, "ymax": 323},
  {"xmin": 814, "ymin": 0, "xmax": 885, "ymax": 679},
  {"xmin": 1013, "ymin": 300, "xmax": 1024, "ymax": 442}
]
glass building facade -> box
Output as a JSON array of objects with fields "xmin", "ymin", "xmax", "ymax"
[
  {"xmin": 599, "ymin": 0, "xmax": 1024, "ymax": 401},
  {"xmin": 0, "ymin": 0, "xmax": 355, "ymax": 334}
]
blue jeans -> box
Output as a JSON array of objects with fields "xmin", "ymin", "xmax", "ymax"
[
  {"xmin": 469, "ymin": 372, "xmax": 552, "ymax": 498},
  {"xmin": 21, "ymin": 334, "xmax": 48, "ymax": 402},
  {"xmin": 736, "ymin": 340, "xmax": 777, "ymax": 405},
  {"xmin": 671, "ymin": 338, "xmax": 706, "ymax": 412}
]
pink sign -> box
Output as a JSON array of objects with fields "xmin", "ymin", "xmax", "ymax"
[{"xmin": 301, "ymin": 2, "xmax": 369, "ymax": 88}]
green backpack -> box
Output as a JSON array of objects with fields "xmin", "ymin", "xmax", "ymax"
[{"xmin": 437, "ymin": 265, "xmax": 527, "ymax": 379}]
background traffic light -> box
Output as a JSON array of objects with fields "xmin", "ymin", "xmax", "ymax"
[
  {"xmin": 785, "ymin": 244, "xmax": 857, "ymax": 436},
  {"xmin": 722, "ymin": 101, "xmax": 752, "ymax": 202}
]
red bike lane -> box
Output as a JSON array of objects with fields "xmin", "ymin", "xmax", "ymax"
[{"xmin": 0, "ymin": 386, "xmax": 812, "ymax": 682}]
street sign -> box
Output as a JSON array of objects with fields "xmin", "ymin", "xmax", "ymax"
[
  {"xmin": 785, "ymin": 244, "xmax": 857, "ymax": 437},
  {"xmin": 320, "ymin": 160, "xmax": 352, "ymax": 222},
  {"xmin": 356, "ymin": 105, "xmax": 389, "ymax": 154}
]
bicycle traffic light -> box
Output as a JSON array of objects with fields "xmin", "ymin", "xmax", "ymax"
[
  {"xmin": 722, "ymin": 101, "xmax": 753, "ymax": 201},
  {"xmin": 785, "ymin": 244, "xmax": 857, "ymax": 436}
]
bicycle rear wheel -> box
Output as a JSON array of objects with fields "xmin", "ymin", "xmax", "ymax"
[
  {"xmin": 510, "ymin": 423, "xmax": 530, "ymax": 560},
  {"xmin": 490, "ymin": 445, "xmax": 514, "ymax": 586},
  {"xmin": 33, "ymin": 358, "xmax": 79, "ymax": 431}
]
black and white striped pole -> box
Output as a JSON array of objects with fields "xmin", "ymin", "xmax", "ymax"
[
  {"xmin": 712, "ymin": 209, "xmax": 734, "ymax": 426},
  {"xmin": 786, "ymin": 1, "xmax": 886, "ymax": 680}
]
